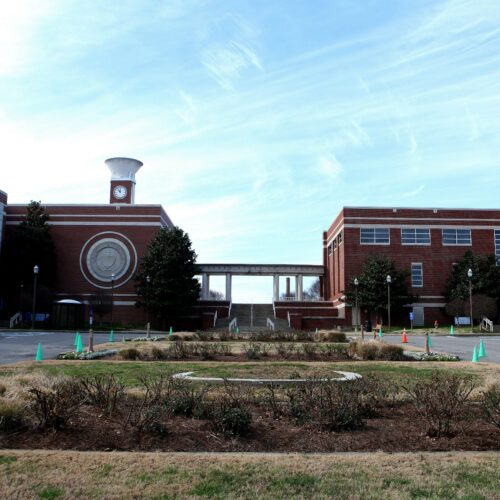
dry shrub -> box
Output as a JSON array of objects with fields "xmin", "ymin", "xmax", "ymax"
[
  {"xmin": 149, "ymin": 346, "xmax": 168, "ymax": 360},
  {"xmin": 0, "ymin": 383, "xmax": 6, "ymax": 396},
  {"xmin": 169, "ymin": 332, "xmax": 199, "ymax": 341},
  {"xmin": 275, "ymin": 343, "xmax": 296, "ymax": 359},
  {"xmin": 208, "ymin": 384, "xmax": 252, "ymax": 437},
  {"xmin": 301, "ymin": 343, "xmax": 319, "ymax": 359},
  {"xmin": 286, "ymin": 379, "xmax": 369, "ymax": 431},
  {"xmin": 348, "ymin": 341, "xmax": 404, "ymax": 361},
  {"xmin": 118, "ymin": 348, "xmax": 141, "ymax": 360},
  {"xmin": 481, "ymin": 383, "xmax": 500, "ymax": 429},
  {"xmin": 0, "ymin": 400, "xmax": 25, "ymax": 432},
  {"xmin": 79, "ymin": 374, "xmax": 124, "ymax": 415},
  {"xmin": 314, "ymin": 331, "xmax": 347, "ymax": 343},
  {"xmin": 243, "ymin": 343, "xmax": 262, "ymax": 360},
  {"xmin": 27, "ymin": 375, "xmax": 83, "ymax": 429},
  {"xmin": 404, "ymin": 372, "xmax": 475, "ymax": 437}
]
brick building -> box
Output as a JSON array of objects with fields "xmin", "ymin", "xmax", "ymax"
[
  {"xmin": 1, "ymin": 158, "xmax": 173, "ymax": 326},
  {"xmin": 323, "ymin": 207, "xmax": 500, "ymax": 327}
]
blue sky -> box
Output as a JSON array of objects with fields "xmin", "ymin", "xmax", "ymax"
[{"xmin": 1, "ymin": 0, "xmax": 500, "ymax": 302}]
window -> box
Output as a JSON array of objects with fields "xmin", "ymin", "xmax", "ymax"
[
  {"xmin": 401, "ymin": 228, "xmax": 430, "ymax": 245},
  {"xmin": 360, "ymin": 228, "xmax": 390, "ymax": 244},
  {"xmin": 411, "ymin": 263, "xmax": 423, "ymax": 287},
  {"xmin": 442, "ymin": 228, "xmax": 471, "ymax": 245},
  {"xmin": 333, "ymin": 239, "xmax": 337, "ymax": 250},
  {"xmin": 338, "ymin": 231, "xmax": 343, "ymax": 245},
  {"xmin": 495, "ymin": 230, "xmax": 500, "ymax": 265},
  {"xmin": 328, "ymin": 244, "xmax": 332, "ymax": 256}
]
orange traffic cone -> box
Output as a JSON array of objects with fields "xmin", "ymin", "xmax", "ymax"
[{"xmin": 402, "ymin": 328, "xmax": 408, "ymax": 344}]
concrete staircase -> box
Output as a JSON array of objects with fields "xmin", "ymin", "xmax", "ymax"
[{"xmin": 217, "ymin": 303, "xmax": 293, "ymax": 332}]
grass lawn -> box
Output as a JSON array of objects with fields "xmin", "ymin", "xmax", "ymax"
[
  {"xmin": 0, "ymin": 359, "xmax": 497, "ymax": 388},
  {"xmin": 0, "ymin": 450, "xmax": 498, "ymax": 499}
]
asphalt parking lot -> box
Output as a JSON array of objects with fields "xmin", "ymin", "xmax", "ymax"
[
  {"xmin": 382, "ymin": 333, "xmax": 500, "ymax": 364},
  {"xmin": 0, "ymin": 330, "xmax": 145, "ymax": 365}
]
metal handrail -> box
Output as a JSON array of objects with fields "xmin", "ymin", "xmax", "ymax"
[
  {"xmin": 213, "ymin": 310, "xmax": 218, "ymax": 328},
  {"xmin": 266, "ymin": 318, "xmax": 275, "ymax": 331},
  {"xmin": 229, "ymin": 317, "xmax": 237, "ymax": 332},
  {"xmin": 9, "ymin": 311, "xmax": 22, "ymax": 328}
]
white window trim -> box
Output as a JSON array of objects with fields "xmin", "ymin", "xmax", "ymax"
[
  {"xmin": 360, "ymin": 228, "xmax": 390, "ymax": 245},
  {"xmin": 442, "ymin": 228, "xmax": 472, "ymax": 246},
  {"xmin": 401, "ymin": 228, "xmax": 431, "ymax": 246},
  {"xmin": 411, "ymin": 262, "xmax": 423, "ymax": 288}
]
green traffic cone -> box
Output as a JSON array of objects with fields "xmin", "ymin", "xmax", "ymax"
[
  {"xmin": 428, "ymin": 335, "xmax": 433, "ymax": 348},
  {"xmin": 74, "ymin": 332, "xmax": 80, "ymax": 346},
  {"xmin": 236, "ymin": 327, "xmax": 240, "ymax": 335},
  {"xmin": 479, "ymin": 339, "xmax": 486, "ymax": 358},
  {"xmin": 315, "ymin": 328, "xmax": 318, "ymax": 334},
  {"xmin": 35, "ymin": 343, "xmax": 43, "ymax": 361},
  {"xmin": 169, "ymin": 326, "xmax": 173, "ymax": 335},
  {"xmin": 122, "ymin": 335, "xmax": 126, "ymax": 343},
  {"xmin": 76, "ymin": 335, "xmax": 83, "ymax": 353},
  {"xmin": 472, "ymin": 346, "xmax": 479, "ymax": 363},
  {"xmin": 378, "ymin": 328, "xmax": 383, "ymax": 338},
  {"xmin": 109, "ymin": 330, "xmax": 115, "ymax": 343},
  {"xmin": 450, "ymin": 325, "xmax": 454, "ymax": 336}
]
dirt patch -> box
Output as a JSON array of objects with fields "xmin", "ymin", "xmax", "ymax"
[{"xmin": 1, "ymin": 402, "xmax": 498, "ymax": 453}]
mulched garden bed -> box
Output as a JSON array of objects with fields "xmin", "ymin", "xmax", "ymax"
[{"xmin": 1, "ymin": 403, "xmax": 498, "ymax": 453}]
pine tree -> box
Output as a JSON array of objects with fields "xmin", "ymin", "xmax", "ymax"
[{"xmin": 135, "ymin": 227, "xmax": 201, "ymax": 322}]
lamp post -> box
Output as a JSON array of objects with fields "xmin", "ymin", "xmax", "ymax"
[
  {"xmin": 467, "ymin": 268, "xmax": 473, "ymax": 334},
  {"xmin": 19, "ymin": 283, "xmax": 24, "ymax": 326},
  {"xmin": 146, "ymin": 275, "xmax": 151, "ymax": 339},
  {"xmin": 110, "ymin": 273, "xmax": 115, "ymax": 327},
  {"xmin": 386, "ymin": 275, "xmax": 392, "ymax": 332},
  {"xmin": 31, "ymin": 265, "xmax": 39, "ymax": 330},
  {"xmin": 354, "ymin": 278, "xmax": 359, "ymax": 332}
]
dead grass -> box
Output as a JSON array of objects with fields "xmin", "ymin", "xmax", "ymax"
[{"xmin": 0, "ymin": 450, "xmax": 498, "ymax": 499}]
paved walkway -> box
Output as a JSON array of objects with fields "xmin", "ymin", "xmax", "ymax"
[
  {"xmin": 382, "ymin": 334, "xmax": 500, "ymax": 364},
  {"xmin": 0, "ymin": 330, "xmax": 146, "ymax": 365}
]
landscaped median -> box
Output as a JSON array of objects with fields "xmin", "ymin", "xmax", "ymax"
[{"xmin": 0, "ymin": 450, "xmax": 499, "ymax": 499}]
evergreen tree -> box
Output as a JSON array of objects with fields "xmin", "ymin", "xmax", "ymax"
[
  {"xmin": 444, "ymin": 251, "xmax": 500, "ymax": 301},
  {"xmin": 0, "ymin": 201, "xmax": 57, "ymax": 314},
  {"xmin": 343, "ymin": 256, "xmax": 413, "ymax": 318},
  {"xmin": 135, "ymin": 227, "xmax": 201, "ymax": 322}
]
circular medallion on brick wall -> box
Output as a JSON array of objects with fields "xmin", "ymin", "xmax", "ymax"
[{"xmin": 79, "ymin": 232, "xmax": 138, "ymax": 289}]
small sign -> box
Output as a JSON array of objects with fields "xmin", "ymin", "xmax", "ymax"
[{"xmin": 409, "ymin": 312, "xmax": 414, "ymax": 321}]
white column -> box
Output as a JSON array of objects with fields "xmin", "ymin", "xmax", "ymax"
[
  {"xmin": 225, "ymin": 273, "xmax": 232, "ymax": 301},
  {"xmin": 273, "ymin": 274, "xmax": 280, "ymax": 301},
  {"xmin": 296, "ymin": 275, "xmax": 303, "ymax": 301},
  {"xmin": 202, "ymin": 273, "xmax": 210, "ymax": 300}
]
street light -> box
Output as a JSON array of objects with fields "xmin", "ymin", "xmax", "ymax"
[
  {"xmin": 386, "ymin": 275, "xmax": 392, "ymax": 332},
  {"xmin": 31, "ymin": 265, "xmax": 39, "ymax": 330},
  {"xmin": 354, "ymin": 278, "xmax": 359, "ymax": 332},
  {"xmin": 110, "ymin": 273, "xmax": 115, "ymax": 327},
  {"xmin": 146, "ymin": 275, "xmax": 151, "ymax": 339},
  {"xmin": 467, "ymin": 268, "xmax": 473, "ymax": 334}
]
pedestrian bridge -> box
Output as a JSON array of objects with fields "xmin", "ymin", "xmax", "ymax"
[{"xmin": 198, "ymin": 263, "xmax": 324, "ymax": 302}]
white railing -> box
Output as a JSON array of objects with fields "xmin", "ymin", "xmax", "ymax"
[
  {"xmin": 287, "ymin": 311, "xmax": 291, "ymax": 328},
  {"xmin": 480, "ymin": 316, "xmax": 493, "ymax": 333},
  {"xmin": 228, "ymin": 301, "xmax": 232, "ymax": 318},
  {"xmin": 278, "ymin": 296, "xmax": 325, "ymax": 302},
  {"xmin": 213, "ymin": 310, "xmax": 218, "ymax": 328},
  {"xmin": 9, "ymin": 312, "xmax": 22, "ymax": 328},
  {"xmin": 266, "ymin": 318, "xmax": 275, "ymax": 331},
  {"xmin": 229, "ymin": 317, "xmax": 237, "ymax": 332}
]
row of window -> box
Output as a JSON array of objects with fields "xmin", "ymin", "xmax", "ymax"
[
  {"xmin": 327, "ymin": 230, "xmax": 343, "ymax": 255},
  {"xmin": 495, "ymin": 230, "xmax": 500, "ymax": 265},
  {"xmin": 360, "ymin": 227, "xmax": 474, "ymax": 246}
]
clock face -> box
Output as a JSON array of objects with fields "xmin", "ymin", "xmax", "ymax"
[{"xmin": 113, "ymin": 185, "xmax": 128, "ymax": 200}]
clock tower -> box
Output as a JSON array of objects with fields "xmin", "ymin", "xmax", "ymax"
[{"xmin": 106, "ymin": 157, "xmax": 143, "ymax": 204}]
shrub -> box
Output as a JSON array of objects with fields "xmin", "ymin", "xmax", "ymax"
[
  {"xmin": 27, "ymin": 376, "xmax": 83, "ymax": 429},
  {"xmin": 118, "ymin": 348, "xmax": 141, "ymax": 360},
  {"xmin": 243, "ymin": 343, "xmax": 262, "ymax": 360},
  {"xmin": 167, "ymin": 340, "xmax": 193, "ymax": 359},
  {"xmin": 208, "ymin": 385, "xmax": 252, "ymax": 436},
  {"xmin": 79, "ymin": 375, "xmax": 124, "ymax": 415},
  {"xmin": 124, "ymin": 396, "xmax": 166, "ymax": 443},
  {"xmin": 314, "ymin": 331, "xmax": 347, "ymax": 343},
  {"xmin": 322, "ymin": 343, "xmax": 349, "ymax": 359},
  {"xmin": 404, "ymin": 372, "xmax": 475, "ymax": 437},
  {"xmin": 377, "ymin": 344, "xmax": 405, "ymax": 361},
  {"xmin": 0, "ymin": 400, "xmax": 25, "ymax": 432},
  {"xmin": 286, "ymin": 379, "xmax": 368, "ymax": 431},
  {"xmin": 301, "ymin": 343, "xmax": 318, "ymax": 359},
  {"xmin": 295, "ymin": 331, "xmax": 313, "ymax": 342},
  {"xmin": 149, "ymin": 346, "xmax": 168, "ymax": 360},
  {"xmin": 167, "ymin": 382, "xmax": 209, "ymax": 418},
  {"xmin": 481, "ymin": 383, "xmax": 500, "ymax": 429},
  {"xmin": 275, "ymin": 343, "xmax": 296, "ymax": 359},
  {"xmin": 0, "ymin": 383, "xmax": 7, "ymax": 396}
]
